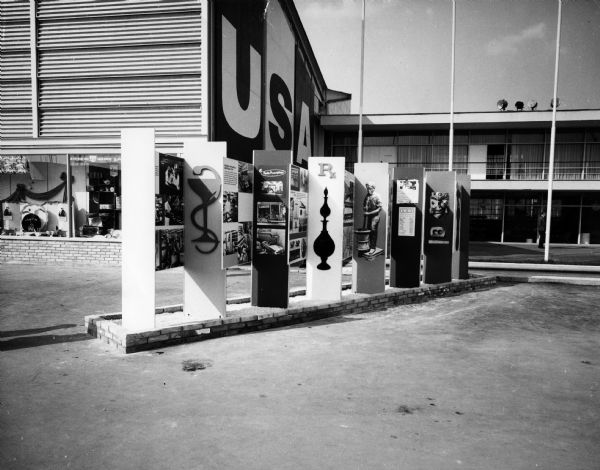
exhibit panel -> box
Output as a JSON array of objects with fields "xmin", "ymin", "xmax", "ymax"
[
  {"xmin": 252, "ymin": 150, "xmax": 293, "ymax": 308},
  {"xmin": 121, "ymin": 128, "xmax": 156, "ymax": 332},
  {"xmin": 455, "ymin": 174, "xmax": 471, "ymax": 280},
  {"xmin": 423, "ymin": 171, "xmax": 456, "ymax": 284},
  {"xmin": 183, "ymin": 139, "xmax": 227, "ymax": 320},
  {"xmin": 155, "ymin": 153, "xmax": 184, "ymax": 271},
  {"xmin": 288, "ymin": 165, "xmax": 309, "ymax": 266},
  {"xmin": 222, "ymin": 158, "xmax": 254, "ymax": 269},
  {"xmin": 390, "ymin": 167, "xmax": 426, "ymax": 288},
  {"xmin": 352, "ymin": 163, "xmax": 389, "ymax": 294},
  {"xmin": 307, "ymin": 157, "xmax": 345, "ymax": 301},
  {"xmin": 343, "ymin": 171, "xmax": 355, "ymax": 263}
]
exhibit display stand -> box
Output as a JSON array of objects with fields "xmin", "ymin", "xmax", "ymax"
[
  {"xmin": 452, "ymin": 174, "xmax": 471, "ymax": 280},
  {"xmin": 121, "ymin": 128, "xmax": 156, "ymax": 332},
  {"xmin": 423, "ymin": 171, "xmax": 456, "ymax": 284},
  {"xmin": 352, "ymin": 163, "xmax": 389, "ymax": 294},
  {"xmin": 183, "ymin": 139, "xmax": 227, "ymax": 320},
  {"xmin": 307, "ymin": 157, "xmax": 345, "ymax": 301},
  {"xmin": 252, "ymin": 150, "xmax": 293, "ymax": 308},
  {"xmin": 390, "ymin": 167, "xmax": 426, "ymax": 288}
]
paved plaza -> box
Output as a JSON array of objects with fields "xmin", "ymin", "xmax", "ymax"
[{"xmin": 1, "ymin": 262, "xmax": 599, "ymax": 469}]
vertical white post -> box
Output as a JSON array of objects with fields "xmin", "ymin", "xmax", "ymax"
[
  {"xmin": 449, "ymin": 0, "xmax": 456, "ymax": 172},
  {"xmin": 357, "ymin": 0, "xmax": 366, "ymax": 164},
  {"xmin": 545, "ymin": 0, "xmax": 562, "ymax": 262},
  {"xmin": 121, "ymin": 129, "xmax": 156, "ymax": 332}
]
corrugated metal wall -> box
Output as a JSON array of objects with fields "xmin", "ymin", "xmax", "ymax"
[
  {"xmin": 1, "ymin": 0, "xmax": 204, "ymax": 140},
  {"xmin": 0, "ymin": 1, "xmax": 32, "ymax": 138}
]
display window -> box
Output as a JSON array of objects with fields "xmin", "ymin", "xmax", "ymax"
[
  {"xmin": 71, "ymin": 154, "xmax": 121, "ymax": 237},
  {"xmin": 1, "ymin": 155, "xmax": 69, "ymax": 236}
]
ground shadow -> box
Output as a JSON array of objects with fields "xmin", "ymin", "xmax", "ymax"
[
  {"xmin": 0, "ymin": 333, "xmax": 91, "ymax": 351},
  {"xmin": 0, "ymin": 324, "xmax": 77, "ymax": 338}
]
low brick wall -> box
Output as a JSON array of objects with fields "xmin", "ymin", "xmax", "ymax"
[
  {"xmin": 0, "ymin": 236, "xmax": 121, "ymax": 265},
  {"xmin": 85, "ymin": 276, "xmax": 497, "ymax": 354}
]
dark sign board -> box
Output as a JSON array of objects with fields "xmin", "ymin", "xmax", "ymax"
[
  {"xmin": 390, "ymin": 167, "xmax": 425, "ymax": 288},
  {"xmin": 423, "ymin": 171, "xmax": 455, "ymax": 284},
  {"xmin": 251, "ymin": 150, "xmax": 293, "ymax": 308}
]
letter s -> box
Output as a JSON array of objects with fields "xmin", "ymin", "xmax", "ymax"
[{"xmin": 268, "ymin": 74, "xmax": 292, "ymax": 149}]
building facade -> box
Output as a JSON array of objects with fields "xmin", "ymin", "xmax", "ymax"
[
  {"xmin": 322, "ymin": 110, "xmax": 600, "ymax": 244},
  {"xmin": 1, "ymin": 0, "xmax": 333, "ymax": 262},
  {"xmin": 1, "ymin": 0, "xmax": 598, "ymax": 266}
]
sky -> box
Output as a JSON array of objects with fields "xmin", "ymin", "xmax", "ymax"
[{"xmin": 295, "ymin": 0, "xmax": 600, "ymax": 114}]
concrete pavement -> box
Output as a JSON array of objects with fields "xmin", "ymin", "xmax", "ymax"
[{"xmin": 1, "ymin": 264, "xmax": 599, "ymax": 469}]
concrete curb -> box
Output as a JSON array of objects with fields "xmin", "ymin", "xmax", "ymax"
[
  {"xmin": 497, "ymin": 275, "xmax": 600, "ymax": 286},
  {"xmin": 469, "ymin": 261, "xmax": 600, "ymax": 273}
]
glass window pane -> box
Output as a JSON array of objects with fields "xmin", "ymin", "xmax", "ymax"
[
  {"xmin": 70, "ymin": 154, "xmax": 121, "ymax": 237},
  {"xmin": 1, "ymin": 155, "xmax": 69, "ymax": 236}
]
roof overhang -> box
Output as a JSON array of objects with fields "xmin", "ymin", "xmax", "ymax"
[{"xmin": 321, "ymin": 110, "xmax": 600, "ymax": 132}]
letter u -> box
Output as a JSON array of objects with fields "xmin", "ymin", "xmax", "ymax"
[{"xmin": 221, "ymin": 16, "xmax": 261, "ymax": 139}]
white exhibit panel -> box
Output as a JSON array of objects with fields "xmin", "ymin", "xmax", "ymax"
[
  {"xmin": 183, "ymin": 139, "xmax": 227, "ymax": 320},
  {"xmin": 121, "ymin": 128, "xmax": 156, "ymax": 332},
  {"xmin": 307, "ymin": 157, "xmax": 345, "ymax": 301},
  {"xmin": 352, "ymin": 162, "xmax": 390, "ymax": 294}
]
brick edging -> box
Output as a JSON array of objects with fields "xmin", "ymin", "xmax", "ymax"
[{"xmin": 85, "ymin": 276, "xmax": 497, "ymax": 354}]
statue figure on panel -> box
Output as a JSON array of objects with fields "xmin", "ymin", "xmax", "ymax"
[{"xmin": 362, "ymin": 182, "xmax": 383, "ymax": 256}]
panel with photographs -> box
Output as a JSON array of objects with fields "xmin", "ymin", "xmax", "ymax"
[
  {"xmin": 156, "ymin": 153, "xmax": 184, "ymax": 227},
  {"xmin": 253, "ymin": 164, "xmax": 290, "ymax": 259},
  {"xmin": 155, "ymin": 153, "xmax": 184, "ymax": 271},
  {"xmin": 155, "ymin": 228, "xmax": 184, "ymax": 271},
  {"xmin": 255, "ymin": 227, "xmax": 286, "ymax": 256},
  {"xmin": 288, "ymin": 165, "xmax": 308, "ymax": 265},
  {"xmin": 222, "ymin": 158, "xmax": 254, "ymax": 268},
  {"xmin": 342, "ymin": 171, "xmax": 355, "ymax": 262}
]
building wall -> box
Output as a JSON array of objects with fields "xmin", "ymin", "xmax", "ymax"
[
  {"xmin": 0, "ymin": 236, "xmax": 121, "ymax": 265},
  {"xmin": 0, "ymin": 0, "xmax": 207, "ymax": 140},
  {"xmin": 327, "ymin": 128, "xmax": 600, "ymax": 244}
]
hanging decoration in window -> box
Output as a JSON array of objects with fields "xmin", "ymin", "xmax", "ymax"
[{"xmin": 0, "ymin": 155, "xmax": 29, "ymax": 175}]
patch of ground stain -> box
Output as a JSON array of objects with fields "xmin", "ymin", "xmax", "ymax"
[
  {"xmin": 182, "ymin": 359, "xmax": 213, "ymax": 372},
  {"xmin": 396, "ymin": 405, "xmax": 421, "ymax": 415}
]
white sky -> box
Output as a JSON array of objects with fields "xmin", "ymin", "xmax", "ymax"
[{"xmin": 295, "ymin": 0, "xmax": 600, "ymax": 114}]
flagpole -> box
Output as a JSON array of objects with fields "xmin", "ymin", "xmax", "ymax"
[
  {"xmin": 449, "ymin": 0, "xmax": 456, "ymax": 172},
  {"xmin": 544, "ymin": 0, "xmax": 562, "ymax": 262},
  {"xmin": 357, "ymin": 0, "xmax": 366, "ymax": 164}
]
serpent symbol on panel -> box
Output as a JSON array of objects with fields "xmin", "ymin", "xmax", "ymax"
[{"xmin": 188, "ymin": 166, "xmax": 221, "ymax": 254}]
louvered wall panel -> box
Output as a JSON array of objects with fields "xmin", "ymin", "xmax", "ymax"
[
  {"xmin": 0, "ymin": 20, "xmax": 30, "ymax": 50},
  {"xmin": 39, "ymin": 76, "xmax": 201, "ymax": 108},
  {"xmin": 0, "ymin": 111, "xmax": 33, "ymax": 138},
  {"xmin": 0, "ymin": 51, "xmax": 31, "ymax": 80},
  {"xmin": 0, "ymin": 0, "xmax": 29, "ymax": 22},
  {"xmin": 38, "ymin": 44, "xmax": 202, "ymax": 78},
  {"xmin": 1, "ymin": 81, "xmax": 32, "ymax": 108},
  {"xmin": 37, "ymin": 13, "xmax": 202, "ymax": 49},
  {"xmin": 39, "ymin": 108, "xmax": 202, "ymax": 137},
  {"xmin": 37, "ymin": 0, "xmax": 201, "ymax": 18}
]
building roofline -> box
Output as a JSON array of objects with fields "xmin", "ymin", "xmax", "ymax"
[
  {"xmin": 280, "ymin": 0, "xmax": 327, "ymax": 95},
  {"xmin": 321, "ymin": 109, "xmax": 600, "ymax": 131}
]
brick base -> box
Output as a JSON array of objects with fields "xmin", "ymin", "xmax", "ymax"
[
  {"xmin": 85, "ymin": 276, "xmax": 497, "ymax": 354},
  {"xmin": 0, "ymin": 236, "xmax": 121, "ymax": 265}
]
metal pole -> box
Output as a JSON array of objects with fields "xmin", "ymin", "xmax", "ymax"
[
  {"xmin": 449, "ymin": 0, "xmax": 456, "ymax": 172},
  {"xmin": 357, "ymin": 0, "xmax": 366, "ymax": 164},
  {"xmin": 544, "ymin": 0, "xmax": 562, "ymax": 262}
]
